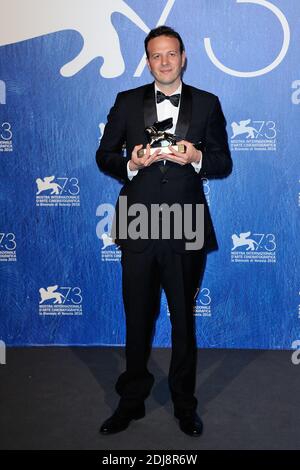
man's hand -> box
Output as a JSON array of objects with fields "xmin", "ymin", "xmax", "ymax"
[
  {"xmin": 160, "ymin": 140, "xmax": 202, "ymax": 166},
  {"xmin": 128, "ymin": 144, "xmax": 162, "ymax": 171}
]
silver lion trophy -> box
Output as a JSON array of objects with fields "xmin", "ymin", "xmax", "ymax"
[{"xmin": 137, "ymin": 117, "xmax": 185, "ymax": 158}]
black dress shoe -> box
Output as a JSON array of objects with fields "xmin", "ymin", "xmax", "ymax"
[
  {"xmin": 175, "ymin": 411, "xmax": 203, "ymax": 437},
  {"xmin": 99, "ymin": 404, "xmax": 145, "ymax": 435}
]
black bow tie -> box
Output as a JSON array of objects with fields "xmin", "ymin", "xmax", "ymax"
[{"xmin": 156, "ymin": 90, "xmax": 180, "ymax": 107}]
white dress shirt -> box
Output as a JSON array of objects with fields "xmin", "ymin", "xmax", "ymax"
[{"xmin": 127, "ymin": 82, "xmax": 202, "ymax": 179}]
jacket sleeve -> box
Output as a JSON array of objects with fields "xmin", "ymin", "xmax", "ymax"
[
  {"xmin": 96, "ymin": 92, "xmax": 130, "ymax": 182},
  {"xmin": 200, "ymin": 96, "xmax": 232, "ymax": 178}
]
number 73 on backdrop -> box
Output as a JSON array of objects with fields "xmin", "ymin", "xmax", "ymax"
[{"xmin": 135, "ymin": 0, "xmax": 290, "ymax": 79}]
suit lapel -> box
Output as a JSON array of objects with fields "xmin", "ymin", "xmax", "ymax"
[
  {"xmin": 143, "ymin": 82, "xmax": 157, "ymax": 128},
  {"xmin": 175, "ymin": 83, "xmax": 192, "ymax": 140}
]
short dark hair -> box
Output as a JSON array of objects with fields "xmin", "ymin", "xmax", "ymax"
[{"xmin": 144, "ymin": 26, "xmax": 185, "ymax": 58}]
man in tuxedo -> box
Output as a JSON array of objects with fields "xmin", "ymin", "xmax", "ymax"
[{"xmin": 96, "ymin": 26, "xmax": 232, "ymax": 436}]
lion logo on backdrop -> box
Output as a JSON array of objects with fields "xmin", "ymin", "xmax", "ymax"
[
  {"xmin": 0, "ymin": 1, "xmax": 290, "ymax": 79},
  {"xmin": 231, "ymin": 232, "xmax": 258, "ymax": 251},
  {"xmin": 231, "ymin": 119, "xmax": 257, "ymax": 139},
  {"xmin": 39, "ymin": 285, "xmax": 65, "ymax": 304},
  {"xmin": 0, "ymin": 0, "xmax": 150, "ymax": 78},
  {"xmin": 36, "ymin": 176, "xmax": 62, "ymax": 195},
  {"xmin": 98, "ymin": 123, "xmax": 106, "ymax": 143},
  {"xmin": 101, "ymin": 233, "xmax": 116, "ymax": 250}
]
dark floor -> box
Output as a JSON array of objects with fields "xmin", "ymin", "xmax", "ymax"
[{"xmin": 0, "ymin": 347, "xmax": 299, "ymax": 450}]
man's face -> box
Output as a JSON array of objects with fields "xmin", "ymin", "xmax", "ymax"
[{"xmin": 146, "ymin": 35, "xmax": 185, "ymax": 89}]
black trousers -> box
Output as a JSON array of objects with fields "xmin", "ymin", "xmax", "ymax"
[{"xmin": 115, "ymin": 238, "xmax": 207, "ymax": 415}]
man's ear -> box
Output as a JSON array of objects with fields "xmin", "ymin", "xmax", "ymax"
[
  {"xmin": 181, "ymin": 51, "xmax": 186, "ymax": 69},
  {"xmin": 146, "ymin": 57, "xmax": 151, "ymax": 71}
]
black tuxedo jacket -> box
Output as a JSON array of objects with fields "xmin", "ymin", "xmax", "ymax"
[{"xmin": 96, "ymin": 82, "xmax": 232, "ymax": 253}]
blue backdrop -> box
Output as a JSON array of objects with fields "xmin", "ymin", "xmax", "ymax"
[{"xmin": 0, "ymin": 0, "xmax": 299, "ymax": 349}]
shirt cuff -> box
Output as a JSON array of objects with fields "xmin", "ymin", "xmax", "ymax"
[
  {"xmin": 127, "ymin": 161, "xmax": 139, "ymax": 180},
  {"xmin": 191, "ymin": 154, "xmax": 202, "ymax": 173}
]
